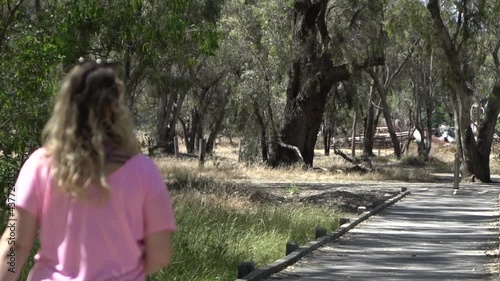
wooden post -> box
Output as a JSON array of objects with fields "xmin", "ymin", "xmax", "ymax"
[
  {"xmin": 339, "ymin": 218, "xmax": 350, "ymax": 226},
  {"xmin": 286, "ymin": 241, "xmax": 299, "ymax": 255},
  {"xmin": 174, "ymin": 136, "xmax": 179, "ymax": 158},
  {"xmin": 199, "ymin": 138, "xmax": 206, "ymax": 166},
  {"xmin": 315, "ymin": 227, "xmax": 327, "ymax": 239},
  {"xmin": 237, "ymin": 261, "xmax": 255, "ymax": 278},
  {"xmin": 453, "ymin": 153, "xmax": 460, "ymax": 194}
]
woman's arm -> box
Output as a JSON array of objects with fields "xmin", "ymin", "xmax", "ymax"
[
  {"xmin": 143, "ymin": 230, "xmax": 173, "ymax": 275},
  {"xmin": 0, "ymin": 207, "xmax": 38, "ymax": 281}
]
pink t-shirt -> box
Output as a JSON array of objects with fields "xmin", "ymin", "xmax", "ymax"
[{"xmin": 15, "ymin": 147, "xmax": 176, "ymax": 281}]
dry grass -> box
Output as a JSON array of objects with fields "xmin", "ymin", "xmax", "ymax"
[
  {"xmin": 153, "ymin": 144, "xmax": 443, "ymax": 185},
  {"xmin": 171, "ymin": 190, "xmax": 257, "ymax": 213},
  {"xmin": 151, "ymin": 140, "xmax": 500, "ymax": 185}
]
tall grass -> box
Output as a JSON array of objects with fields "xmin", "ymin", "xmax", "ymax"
[{"xmin": 152, "ymin": 191, "xmax": 339, "ymax": 281}]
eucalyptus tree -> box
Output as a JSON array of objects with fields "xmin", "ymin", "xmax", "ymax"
[
  {"xmin": 358, "ymin": 0, "xmax": 422, "ymax": 160},
  {"xmin": 361, "ymin": 81, "xmax": 382, "ymax": 157},
  {"xmin": 406, "ymin": 41, "xmax": 438, "ymax": 161},
  {"xmin": 0, "ymin": 0, "xmax": 220, "ymax": 189},
  {"xmin": 213, "ymin": 0, "xmax": 291, "ymax": 162},
  {"xmin": 1, "ymin": 1, "xmax": 70, "ymax": 178},
  {"xmin": 427, "ymin": 0, "xmax": 500, "ymax": 182},
  {"xmin": 123, "ymin": 0, "xmax": 224, "ymax": 153},
  {"xmin": 269, "ymin": 0, "xmax": 385, "ymax": 167}
]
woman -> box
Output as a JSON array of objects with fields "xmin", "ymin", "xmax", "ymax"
[{"xmin": 0, "ymin": 60, "xmax": 176, "ymax": 281}]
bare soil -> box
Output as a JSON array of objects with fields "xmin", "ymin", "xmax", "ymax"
[{"xmin": 175, "ymin": 179, "xmax": 405, "ymax": 214}]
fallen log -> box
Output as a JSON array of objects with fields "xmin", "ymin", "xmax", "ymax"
[{"xmin": 333, "ymin": 144, "xmax": 372, "ymax": 173}]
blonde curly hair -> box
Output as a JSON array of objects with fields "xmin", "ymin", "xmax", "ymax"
[{"xmin": 41, "ymin": 61, "xmax": 140, "ymax": 199}]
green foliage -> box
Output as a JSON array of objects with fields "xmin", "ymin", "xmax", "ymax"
[
  {"xmin": 433, "ymin": 103, "xmax": 453, "ymax": 127},
  {"xmin": 0, "ymin": 0, "xmax": 222, "ymax": 189},
  {"xmin": 215, "ymin": 0, "xmax": 291, "ymax": 160},
  {"xmin": 285, "ymin": 184, "xmax": 301, "ymax": 196}
]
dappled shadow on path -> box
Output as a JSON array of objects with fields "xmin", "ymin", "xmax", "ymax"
[{"xmin": 268, "ymin": 185, "xmax": 499, "ymax": 281}]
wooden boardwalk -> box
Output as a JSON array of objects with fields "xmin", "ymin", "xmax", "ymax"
[{"xmin": 267, "ymin": 184, "xmax": 499, "ymax": 281}]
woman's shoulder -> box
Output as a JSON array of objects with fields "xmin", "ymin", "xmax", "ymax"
[
  {"xmin": 130, "ymin": 153, "xmax": 154, "ymax": 164},
  {"xmin": 25, "ymin": 147, "xmax": 50, "ymax": 164},
  {"xmin": 129, "ymin": 153, "xmax": 162, "ymax": 172},
  {"xmin": 129, "ymin": 154, "xmax": 165, "ymax": 183}
]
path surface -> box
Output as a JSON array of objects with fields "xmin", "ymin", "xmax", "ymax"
[{"xmin": 267, "ymin": 183, "xmax": 499, "ymax": 281}]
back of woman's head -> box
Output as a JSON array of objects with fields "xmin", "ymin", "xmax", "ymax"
[{"xmin": 42, "ymin": 61, "xmax": 140, "ymax": 198}]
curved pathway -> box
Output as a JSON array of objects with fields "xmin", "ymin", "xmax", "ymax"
[{"xmin": 267, "ymin": 183, "xmax": 499, "ymax": 281}]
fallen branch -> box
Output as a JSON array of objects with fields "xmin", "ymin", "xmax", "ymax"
[
  {"xmin": 333, "ymin": 145, "xmax": 357, "ymax": 164},
  {"xmin": 278, "ymin": 141, "xmax": 305, "ymax": 164},
  {"xmin": 346, "ymin": 164, "xmax": 372, "ymax": 173},
  {"xmin": 333, "ymin": 144, "xmax": 372, "ymax": 172}
]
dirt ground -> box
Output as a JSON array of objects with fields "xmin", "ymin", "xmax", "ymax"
[{"xmin": 205, "ymin": 180, "xmax": 406, "ymax": 215}]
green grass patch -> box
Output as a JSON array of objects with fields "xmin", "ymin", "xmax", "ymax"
[{"xmin": 151, "ymin": 191, "xmax": 339, "ymax": 281}]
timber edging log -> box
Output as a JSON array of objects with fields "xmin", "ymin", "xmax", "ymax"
[{"xmin": 234, "ymin": 189, "xmax": 411, "ymax": 281}]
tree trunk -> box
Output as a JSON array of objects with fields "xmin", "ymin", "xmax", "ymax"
[
  {"xmin": 34, "ymin": 0, "xmax": 42, "ymax": 21},
  {"xmin": 379, "ymin": 91, "xmax": 401, "ymax": 158},
  {"xmin": 363, "ymin": 85, "xmax": 376, "ymax": 157},
  {"xmin": 351, "ymin": 109, "xmax": 358, "ymax": 157},
  {"xmin": 271, "ymin": 0, "xmax": 384, "ymax": 167},
  {"xmin": 428, "ymin": 0, "xmax": 500, "ymax": 182},
  {"xmin": 157, "ymin": 91, "xmax": 186, "ymax": 154},
  {"xmin": 206, "ymin": 113, "xmax": 225, "ymax": 155},
  {"xmin": 157, "ymin": 93, "xmax": 174, "ymax": 150},
  {"xmin": 423, "ymin": 93, "xmax": 433, "ymax": 162},
  {"xmin": 323, "ymin": 119, "xmax": 331, "ymax": 156},
  {"xmin": 206, "ymin": 90, "xmax": 231, "ymax": 154},
  {"xmin": 178, "ymin": 116, "xmax": 189, "ymax": 148},
  {"xmin": 253, "ymin": 100, "xmax": 269, "ymax": 162},
  {"xmin": 471, "ymin": 79, "xmax": 500, "ymax": 182},
  {"xmin": 187, "ymin": 108, "xmax": 202, "ymax": 153}
]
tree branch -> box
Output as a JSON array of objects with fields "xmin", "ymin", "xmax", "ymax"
[
  {"xmin": 493, "ymin": 38, "xmax": 500, "ymax": 69},
  {"xmin": 366, "ymin": 68, "xmax": 385, "ymax": 95},
  {"xmin": 452, "ymin": 10, "xmax": 463, "ymax": 44},
  {"xmin": 371, "ymin": 99, "xmax": 383, "ymax": 111},
  {"xmin": 317, "ymin": 0, "xmax": 331, "ymax": 48},
  {"xmin": 277, "ymin": 142, "xmax": 304, "ymax": 164},
  {"xmin": 326, "ymin": 3, "xmax": 337, "ymax": 18},
  {"xmin": 385, "ymin": 38, "xmax": 421, "ymax": 89},
  {"xmin": 325, "ymin": 57, "xmax": 385, "ymax": 86},
  {"xmin": 348, "ymin": 0, "xmax": 373, "ymax": 28},
  {"xmin": 0, "ymin": 0, "xmax": 25, "ymax": 49},
  {"xmin": 427, "ymin": 0, "xmax": 472, "ymax": 96},
  {"xmin": 333, "ymin": 144, "xmax": 372, "ymax": 172}
]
